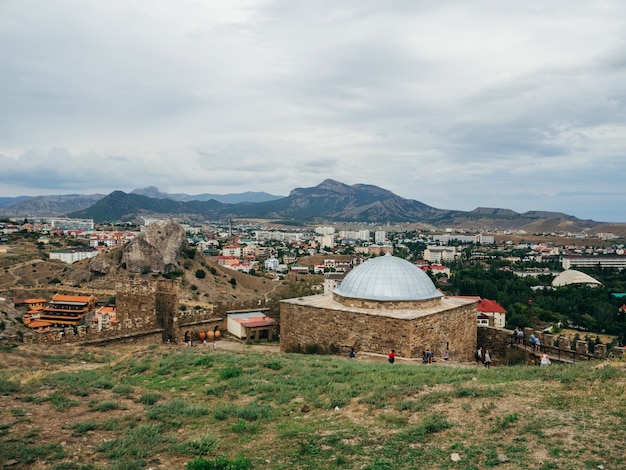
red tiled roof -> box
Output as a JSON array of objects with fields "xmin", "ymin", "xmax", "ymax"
[
  {"xmin": 242, "ymin": 319, "xmax": 277, "ymax": 328},
  {"xmin": 477, "ymin": 298, "xmax": 507, "ymax": 314},
  {"xmin": 27, "ymin": 320, "xmax": 53, "ymax": 328},
  {"xmin": 52, "ymin": 294, "xmax": 94, "ymax": 303}
]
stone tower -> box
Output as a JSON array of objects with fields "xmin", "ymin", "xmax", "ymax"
[{"xmin": 115, "ymin": 279, "xmax": 179, "ymax": 342}]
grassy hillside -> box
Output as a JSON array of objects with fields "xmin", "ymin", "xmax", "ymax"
[{"xmin": 1, "ymin": 343, "xmax": 624, "ymax": 469}]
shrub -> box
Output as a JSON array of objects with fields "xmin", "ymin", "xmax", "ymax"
[
  {"xmin": 195, "ymin": 269, "xmax": 206, "ymax": 279},
  {"xmin": 112, "ymin": 384, "xmax": 134, "ymax": 397},
  {"xmin": 146, "ymin": 400, "xmax": 209, "ymax": 428},
  {"xmin": 171, "ymin": 434, "xmax": 219, "ymax": 457},
  {"xmin": 0, "ymin": 378, "xmax": 20, "ymax": 395},
  {"xmin": 186, "ymin": 455, "xmax": 252, "ymax": 470},
  {"xmin": 71, "ymin": 422, "xmax": 99, "ymax": 436},
  {"xmin": 47, "ymin": 392, "xmax": 79, "ymax": 411},
  {"xmin": 264, "ymin": 361, "xmax": 282, "ymax": 370},
  {"xmin": 90, "ymin": 401, "xmax": 119, "ymax": 412},
  {"xmin": 219, "ymin": 366, "xmax": 242, "ymax": 380},
  {"xmin": 139, "ymin": 393, "xmax": 162, "ymax": 406}
]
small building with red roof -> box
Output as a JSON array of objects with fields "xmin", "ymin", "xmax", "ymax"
[{"xmin": 226, "ymin": 311, "xmax": 277, "ymax": 343}]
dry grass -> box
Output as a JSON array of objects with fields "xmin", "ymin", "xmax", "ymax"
[{"xmin": 1, "ymin": 342, "xmax": 625, "ymax": 469}]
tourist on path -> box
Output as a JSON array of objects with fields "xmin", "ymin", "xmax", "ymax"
[
  {"xmin": 483, "ymin": 349, "xmax": 492, "ymax": 368},
  {"xmin": 388, "ymin": 349, "xmax": 396, "ymax": 364},
  {"xmin": 540, "ymin": 353, "xmax": 551, "ymax": 366},
  {"xmin": 475, "ymin": 347, "xmax": 483, "ymax": 365},
  {"xmin": 349, "ymin": 348, "xmax": 356, "ymax": 359}
]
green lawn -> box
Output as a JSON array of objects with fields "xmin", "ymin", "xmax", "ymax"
[{"xmin": 0, "ymin": 343, "xmax": 624, "ymax": 469}]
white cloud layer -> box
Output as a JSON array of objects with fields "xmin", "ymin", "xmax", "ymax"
[{"xmin": 1, "ymin": 0, "xmax": 626, "ymax": 222}]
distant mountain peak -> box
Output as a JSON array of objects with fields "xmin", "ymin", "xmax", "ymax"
[{"xmin": 131, "ymin": 187, "xmax": 167, "ymax": 198}]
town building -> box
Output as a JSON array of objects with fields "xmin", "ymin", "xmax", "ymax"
[
  {"xmin": 423, "ymin": 246, "xmax": 458, "ymax": 263},
  {"xmin": 562, "ymin": 256, "xmax": 626, "ymax": 270},
  {"xmin": 281, "ymin": 253, "xmax": 477, "ymax": 360},
  {"xmin": 226, "ymin": 311, "xmax": 277, "ymax": 342},
  {"xmin": 49, "ymin": 247, "xmax": 99, "ymax": 264},
  {"xmin": 552, "ymin": 269, "xmax": 603, "ymax": 288},
  {"xmin": 37, "ymin": 294, "xmax": 98, "ymax": 327}
]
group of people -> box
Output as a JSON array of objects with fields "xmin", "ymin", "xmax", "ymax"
[
  {"xmin": 513, "ymin": 327, "xmax": 542, "ymax": 352},
  {"xmin": 512, "ymin": 327, "xmax": 525, "ymax": 344},
  {"xmin": 474, "ymin": 347, "xmax": 493, "ymax": 368},
  {"xmin": 349, "ymin": 342, "xmax": 552, "ymax": 368}
]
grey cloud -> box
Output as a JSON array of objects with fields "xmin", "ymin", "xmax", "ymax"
[{"xmin": 1, "ymin": 1, "xmax": 626, "ymax": 221}]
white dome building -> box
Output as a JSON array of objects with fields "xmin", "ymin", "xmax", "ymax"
[
  {"xmin": 552, "ymin": 269, "xmax": 602, "ymax": 288},
  {"xmin": 280, "ymin": 254, "xmax": 477, "ymax": 360},
  {"xmin": 335, "ymin": 253, "xmax": 443, "ymax": 303}
]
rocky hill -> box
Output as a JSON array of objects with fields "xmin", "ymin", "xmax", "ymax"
[
  {"xmin": 0, "ymin": 194, "xmax": 105, "ymax": 217},
  {"xmin": 131, "ymin": 186, "xmax": 283, "ymax": 204},
  {"xmin": 0, "ymin": 223, "xmax": 289, "ymax": 307},
  {"xmin": 65, "ymin": 179, "xmax": 607, "ymax": 233},
  {"xmin": 0, "ymin": 188, "xmax": 282, "ymax": 217},
  {"xmin": 121, "ymin": 220, "xmax": 189, "ymax": 274}
]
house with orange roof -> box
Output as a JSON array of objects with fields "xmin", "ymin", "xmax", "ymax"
[
  {"xmin": 38, "ymin": 294, "xmax": 98, "ymax": 327},
  {"xmin": 93, "ymin": 305, "xmax": 117, "ymax": 331},
  {"xmin": 24, "ymin": 319, "xmax": 53, "ymax": 333},
  {"xmin": 22, "ymin": 298, "xmax": 49, "ymax": 308}
]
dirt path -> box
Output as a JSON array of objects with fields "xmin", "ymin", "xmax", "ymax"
[{"xmin": 263, "ymin": 279, "xmax": 283, "ymax": 301}]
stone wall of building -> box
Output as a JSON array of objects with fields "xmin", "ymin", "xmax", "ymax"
[
  {"xmin": 333, "ymin": 294, "xmax": 442, "ymax": 310},
  {"xmin": 409, "ymin": 303, "xmax": 477, "ymax": 361},
  {"xmin": 477, "ymin": 326, "xmax": 514, "ymax": 365},
  {"xmin": 280, "ymin": 302, "xmax": 476, "ymax": 361}
]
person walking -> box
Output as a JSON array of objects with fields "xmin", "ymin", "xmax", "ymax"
[
  {"xmin": 483, "ymin": 349, "xmax": 492, "ymax": 368},
  {"xmin": 475, "ymin": 347, "xmax": 483, "ymax": 365},
  {"xmin": 540, "ymin": 353, "xmax": 551, "ymax": 366},
  {"xmin": 349, "ymin": 348, "xmax": 356, "ymax": 359},
  {"xmin": 388, "ymin": 349, "xmax": 396, "ymax": 364}
]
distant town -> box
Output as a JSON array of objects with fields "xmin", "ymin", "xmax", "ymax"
[{"xmin": 2, "ymin": 215, "xmax": 626, "ymax": 343}]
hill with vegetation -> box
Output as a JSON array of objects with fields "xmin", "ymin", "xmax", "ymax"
[
  {"xmin": 0, "ymin": 342, "xmax": 624, "ymax": 469},
  {"xmin": 62, "ymin": 179, "xmax": 608, "ymax": 232},
  {"xmin": 0, "ymin": 230, "xmax": 290, "ymax": 313}
]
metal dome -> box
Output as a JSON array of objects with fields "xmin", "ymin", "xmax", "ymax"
[
  {"xmin": 552, "ymin": 269, "xmax": 602, "ymax": 287},
  {"xmin": 334, "ymin": 253, "xmax": 443, "ymax": 301}
]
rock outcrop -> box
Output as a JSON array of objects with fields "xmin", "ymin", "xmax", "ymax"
[
  {"xmin": 121, "ymin": 221, "xmax": 189, "ymax": 274},
  {"xmin": 89, "ymin": 257, "xmax": 111, "ymax": 275}
]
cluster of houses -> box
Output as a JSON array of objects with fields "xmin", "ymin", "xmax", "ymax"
[{"xmin": 17, "ymin": 294, "xmax": 117, "ymax": 333}]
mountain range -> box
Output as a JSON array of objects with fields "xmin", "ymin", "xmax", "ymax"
[{"xmin": 0, "ymin": 179, "xmax": 618, "ymax": 233}]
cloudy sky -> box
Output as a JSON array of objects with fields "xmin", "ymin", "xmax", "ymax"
[{"xmin": 1, "ymin": 1, "xmax": 626, "ymax": 222}]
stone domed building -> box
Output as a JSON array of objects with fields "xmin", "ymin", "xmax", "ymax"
[{"xmin": 280, "ymin": 254, "xmax": 477, "ymax": 361}]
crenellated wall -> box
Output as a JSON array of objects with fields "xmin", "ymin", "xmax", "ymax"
[
  {"xmin": 479, "ymin": 325, "xmax": 610, "ymax": 364},
  {"xmin": 14, "ymin": 280, "xmax": 270, "ymax": 347}
]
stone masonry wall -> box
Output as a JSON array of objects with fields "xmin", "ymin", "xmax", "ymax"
[
  {"xmin": 280, "ymin": 302, "xmax": 476, "ymax": 361},
  {"xmin": 409, "ymin": 303, "xmax": 477, "ymax": 362}
]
